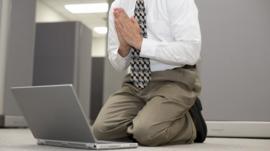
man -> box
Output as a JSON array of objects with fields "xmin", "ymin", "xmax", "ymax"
[{"xmin": 93, "ymin": 0, "xmax": 207, "ymax": 146}]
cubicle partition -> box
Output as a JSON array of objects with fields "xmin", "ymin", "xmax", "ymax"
[
  {"xmin": 0, "ymin": 0, "xmax": 36, "ymax": 127},
  {"xmin": 90, "ymin": 57, "xmax": 105, "ymax": 123},
  {"xmin": 0, "ymin": 0, "xmax": 5, "ymax": 124},
  {"xmin": 0, "ymin": 0, "xmax": 4, "ymax": 120},
  {"xmin": 33, "ymin": 22, "xmax": 92, "ymax": 119}
]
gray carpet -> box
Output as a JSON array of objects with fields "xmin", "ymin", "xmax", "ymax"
[{"xmin": 0, "ymin": 129, "xmax": 269, "ymax": 151}]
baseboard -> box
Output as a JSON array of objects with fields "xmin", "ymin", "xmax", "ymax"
[
  {"xmin": 207, "ymin": 121, "xmax": 270, "ymax": 138},
  {"xmin": 0, "ymin": 115, "xmax": 27, "ymax": 128},
  {"xmin": 2, "ymin": 117, "xmax": 270, "ymax": 138},
  {"xmin": 0, "ymin": 115, "xmax": 4, "ymax": 127}
]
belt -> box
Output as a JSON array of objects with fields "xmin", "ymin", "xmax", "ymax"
[{"xmin": 182, "ymin": 64, "xmax": 197, "ymax": 69}]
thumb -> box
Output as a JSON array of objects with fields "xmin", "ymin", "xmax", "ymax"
[
  {"xmin": 130, "ymin": 16, "xmax": 136, "ymax": 22},
  {"xmin": 131, "ymin": 16, "xmax": 140, "ymax": 29}
]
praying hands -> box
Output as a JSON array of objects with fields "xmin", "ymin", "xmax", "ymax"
[{"xmin": 113, "ymin": 8, "xmax": 143, "ymax": 57}]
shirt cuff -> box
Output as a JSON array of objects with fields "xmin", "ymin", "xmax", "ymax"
[
  {"xmin": 140, "ymin": 38, "xmax": 158, "ymax": 59},
  {"xmin": 115, "ymin": 49, "xmax": 131, "ymax": 66}
]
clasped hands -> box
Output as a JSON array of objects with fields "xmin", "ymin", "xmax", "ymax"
[{"xmin": 113, "ymin": 8, "xmax": 143, "ymax": 57}]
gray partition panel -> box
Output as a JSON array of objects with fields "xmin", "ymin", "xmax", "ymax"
[
  {"xmin": 75, "ymin": 22, "xmax": 93, "ymax": 120},
  {"xmin": 0, "ymin": 0, "xmax": 2, "ymax": 27},
  {"xmin": 33, "ymin": 23, "xmax": 76, "ymax": 86},
  {"xmin": 90, "ymin": 57, "xmax": 105, "ymax": 123},
  {"xmin": 33, "ymin": 22, "xmax": 92, "ymax": 119},
  {"xmin": 195, "ymin": 0, "xmax": 270, "ymax": 121},
  {"xmin": 2, "ymin": 0, "xmax": 36, "ymax": 127},
  {"xmin": 0, "ymin": 0, "xmax": 3, "ymax": 116}
]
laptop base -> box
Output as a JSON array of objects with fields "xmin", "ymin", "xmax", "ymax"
[{"xmin": 38, "ymin": 139, "xmax": 138, "ymax": 150}]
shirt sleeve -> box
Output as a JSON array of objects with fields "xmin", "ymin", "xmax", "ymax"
[
  {"xmin": 107, "ymin": 1, "xmax": 131, "ymax": 71},
  {"xmin": 140, "ymin": 0, "xmax": 201, "ymax": 66}
]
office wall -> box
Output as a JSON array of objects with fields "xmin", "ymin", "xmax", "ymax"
[
  {"xmin": 0, "ymin": 0, "xmax": 3, "ymax": 114},
  {"xmin": 195, "ymin": 0, "xmax": 270, "ymax": 121},
  {"xmin": 0, "ymin": 0, "xmax": 2, "ymax": 26},
  {"xmin": 36, "ymin": 0, "xmax": 67, "ymax": 22},
  {"xmin": 0, "ymin": 0, "xmax": 4, "ymax": 114},
  {"xmin": 0, "ymin": 0, "xmax": 11, "ymax": 115},
  {"xmin": 92, "ymin": 37, "xmax": 106, "ymax": 57},
  {"xmin": 3, "ymin": 0, "xmax": 36, "ymax": 118}
]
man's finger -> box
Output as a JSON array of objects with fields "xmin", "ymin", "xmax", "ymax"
[
  {"xmin": 131, "ymin": 17, "xmax": 139, "ymax": 27},
  {"xmin": 115, "ymin": 19, "xmax": 127, "ymax": 38},
  {"xmin": 113, "ymin": 10, "xmax": 120, "ymax": 18},
  {"xmin": 116, "ymin": 13, "xmax": 128, "ymax": 30},
  {"xmin": 115, "ymin": 18, "xmax": 125, "ymax": 37},
  {"xmin": 114, "ymin": 19, "xmax": 121, "ymax": 32},
  {"xmin": 117, "ymin": 8, "xmax": 130, "ymax": 22},
  {"xmin": 115, "ymin": 18, "xmax": 124, "ymax": 28},
  {"xmin": 131, "ymin": 16, "xmax": 141, "ymax": 33},
  {"xmin": 114, "ymin": 8, "xmax": 131, "ymax": 30},
  {"xmin": 114, "ymin": 8, "xmax": 128, "ymax": 18},
  {"xmin": 119, "ymin": 8, "xmax": 129, "ymax": 18},
  {"xmin": 113, "ymin": 8, "xmax": 123, "ymax": 19}
]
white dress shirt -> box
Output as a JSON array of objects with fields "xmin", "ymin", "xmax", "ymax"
[{"xmin": 108, "ymin": 0, "xmax": 201, "ymax": 72}]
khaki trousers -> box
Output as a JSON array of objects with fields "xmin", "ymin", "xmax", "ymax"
[{"xmin": 93, "ymin": 67, "xmax": 201, "ymax": 146}]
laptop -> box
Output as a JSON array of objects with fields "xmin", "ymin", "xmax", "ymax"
[{"xmin": 11, "ymin": 84, "xmax": 138, "ymax": 150}]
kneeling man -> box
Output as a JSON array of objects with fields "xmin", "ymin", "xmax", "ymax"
[{"xmin": 93, "ymin": 0, "xmax": 207, "ymax": 146}]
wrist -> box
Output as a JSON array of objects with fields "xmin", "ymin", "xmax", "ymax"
[
  {"xmin": 134, "ymin": 36, "xmax": 143, "ymax": 50},
  {"xmin": 118, "ymin": 45, "xmax": 130, "ymax": 57}
]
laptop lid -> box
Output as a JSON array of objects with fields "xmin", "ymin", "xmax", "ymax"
[{"xmin": 11, "ymin": 84, "xmax": 96, "ymax": 143}]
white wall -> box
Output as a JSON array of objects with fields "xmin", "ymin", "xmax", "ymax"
[
  {"xmin": 0, "ymin": 0, "xmax": 11, "ymax": 114},
  {"xmin": 36, "ymin": 0, "xmax": 67, "ymax": 22},
  {"xmin": 92, "ymin": 37, "xmax": 106, "ymax": 57}
]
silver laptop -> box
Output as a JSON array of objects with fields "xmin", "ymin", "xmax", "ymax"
[{"xmin": 11, "ymin": 84, "xmax": 138, "ymax": 150}]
